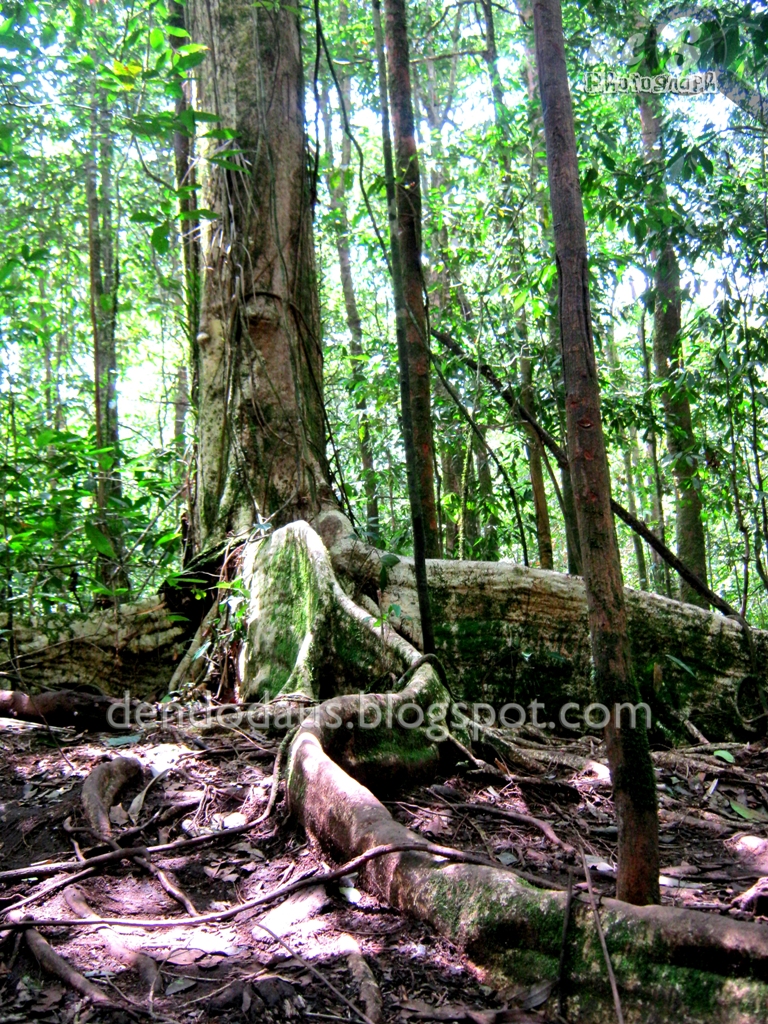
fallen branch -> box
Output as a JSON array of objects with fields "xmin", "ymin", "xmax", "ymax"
[
  {"xmin": 581, "ymin": 848, "xmax": 624, "ymax": 1024},
  {"xmin": 0, "ymin": 689, "xmax": 119, "ymax": 730},
  {"xmin": 0, "ymin": 814, "xmax": 272, "ymax": 884},
  {"xmin": 430, "ymin": 799, "xmax": 574, "ymax": 855}
]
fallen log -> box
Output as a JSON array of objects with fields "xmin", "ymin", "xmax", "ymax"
[
  {"xmin": 315, "ymin": 511, "xmax": 768, "ymax": 741},
  {"xmin": 0, "ymin": 596, "xmax": 190, "ymax": 699}
]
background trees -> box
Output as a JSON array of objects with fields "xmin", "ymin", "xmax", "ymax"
[{"xmin": 1, "ymin": 0, "xmax": 767, "ymax": 642}]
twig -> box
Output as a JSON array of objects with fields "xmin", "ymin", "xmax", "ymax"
[
  {"xmin": 0, "ymin": 814, "xmax": 272, "ymax": 883},
  {"xmin": 557, "ymin": 869, "xmax": 573, "ymax": 1018},
  {"xmin": 253, "ymin": 922, "xmax": 377, "ymax": 1024},
  {"xmin": 432, "ymin": 800, "xmax": 574, "ymax": 854},
  {"xmin": 580, "ymin": 847, "xmax": 624, "ymax": 1024}
]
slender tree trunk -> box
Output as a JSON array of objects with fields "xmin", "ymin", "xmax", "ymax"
[
  {"xmin": 171, "ymin": 0, "xmax": 200, "ymax": 353},
  {"xmin": 383, "ymin": 0, "xmax": 440, "ymax": 559},
  {"xmin": 638, "ymin": 91, "xmax": 708, "ymax": 608},
  {"xmin": 653, "ymin": 244, "xmax": 709, "ymax": 607},
  {"xmin": 532, "ymin": 0, "xmax": 659, "ymax": 905},
  {"xmin": 187, "ymin": 0, "xmax": 332, "ymax": 552},
  {"xmin": 373, "ymin": 0, "xmax": 435, "ymax": 653},
  {"xmin": 320, "ymin": 69, "xmax": 380, "ymax": 546},
  {"xmin": 174, "ymin": 364, "xmax": 189, "ymax": 455},
  {"xmin": 625, "ymin": 428, "xmax": 649, "ymax": 591},
  {"xmin": 521, "ymin": 355, "xmax": 553, "ymax": 569},
  {"xmin": 605, "ymin": 320, "xmax": 648, "ymax": 590},
  {"xmin": 638, "ymin": 308, "xmax": 671, "ymax": 597},
  {"xmin": 86, "ymin": 88, "xmax": 128, "ymax": 598},
  {"xmin": 475, "ymin": 437, "xmax": 500, "ymax": 560}
]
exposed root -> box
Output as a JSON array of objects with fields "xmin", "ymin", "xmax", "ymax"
[
  {"xmin": 65, "ymin": 885, "xmax": 163, "ymax": 996},
  {"xmin": 342, "ymin": 933, "xmax": 383, "ymax": 1024},
  {"xmin": 0, "ymin": 688, "xmax": 118, "ymax": 730},
  {"xmin": 80, "ymin": 756, "xmax": 143, "ymax": 838},
  {"xmin": 288, "ymin": 722, "xmax": 768, "ymax": 1020},
  {"xmin": 23, "ymin": 924, "xmax": 112, "ymax": 1006}
]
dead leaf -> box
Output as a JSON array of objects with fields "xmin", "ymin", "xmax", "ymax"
[{"xmin": 108, "ymin": 803, "xmax": 129, "ymax": 826}]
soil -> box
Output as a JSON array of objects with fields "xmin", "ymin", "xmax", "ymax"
[{"xmin": 2, "ymin": 718, "xmax": 768, "ymax": 1023}]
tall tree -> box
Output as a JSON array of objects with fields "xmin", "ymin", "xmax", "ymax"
[
  {"xmin": 187, "ymin": 0, "xmax": 332, "ymax": 553},
  {"xmin": 532, "ymin": 0, "xmax": 659, "ymax": 904},
  {"xmin": 637, "ymin": 36, "xmax": 709, "ymax": 607},
  {"xmin": 320, "ymin": 61, "xmax": 380, "ymax": 546},
  {"xmin": 86, "ymin": 87, "xmax": 129, "ymax": 596},
  {"xmin": 383, "ymin": 0, "xmax": 440, "ymax": 559}
]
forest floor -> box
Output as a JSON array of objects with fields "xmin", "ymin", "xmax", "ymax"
[{"xmin": 2, "ymin": 719, "xmax": 768, "ymax": 1024}]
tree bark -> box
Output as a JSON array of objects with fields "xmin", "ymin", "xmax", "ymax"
[
  {"xmin": 383, "ymin": 0, "xmax": 440, "ymax": 559},
  {"xmin": 187, "ymin": 0, "xmax": 332, "ymax": 552},
  {"xmin": 532, "ymin": 0, "xmax": 659, "ymax": 905},
  {"xmin": 521, "ymin": 355, "xmax": 554, "ymax": 569}
]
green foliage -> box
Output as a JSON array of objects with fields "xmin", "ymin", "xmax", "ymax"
[{"xmin": 2, "ymin": 0, "xmax": 768, "ymax": 630}]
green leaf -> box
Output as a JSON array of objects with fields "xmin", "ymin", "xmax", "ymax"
[
  {"xmin": 85, "ymin": 522, "xmax": 116, "ymax": 559},
  {"xmin": 149, "ymin": 26, "xmax": 164, "ymax": 51},
  {"xmin": 730, "ymin": 800, "xmax": 768, "ymax": 822},
  {"xmin": 151, "ymin": 221, "xmax": 170, "ymax": 254},
  {"xmin": 665, "ymin": 654, "xmax": 696, "ymax": 677},
  {"xmin": 712, "ymin": 749, "xmax": 735, "ymax": 763}
]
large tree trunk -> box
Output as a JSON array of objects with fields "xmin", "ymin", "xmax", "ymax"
[
  {"xmin": 383, "ymin": 0, "xmax": 440, "ymax": 559},
  {"xmin": 532, "ymin": 0, "xmax": 659, "ymax": 905},
  {"xmin": 187, "ymin": 0, "xmax": 332, "ymax": 553}
]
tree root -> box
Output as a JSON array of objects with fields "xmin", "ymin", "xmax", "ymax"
[
  {"xmin": 287, "ymin": 721, "xmax": 768, "ymax": 1022},
  {"xmin": 81, "ymin": 756, "xmax": 143, "ymax": 838},
  {"xmin": 64, "ymin": 885, "xmax": 163, "ymax": 996},
  {"xmin": 225, "ymin": 519, "xmax": 768, "ymax": 1022},
  {"xmin": 22, "ymin": 923, "xmax": 112, "ymax": 1006},
  {"xmin": 0, "ymin": 689, "xmax": 119, "ymax": 730}
]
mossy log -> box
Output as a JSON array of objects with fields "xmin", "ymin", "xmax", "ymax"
[
  {"xmin": 0, "ymin": 598, "xmax": 189, "ymax": 699},
  {"xmin": 314, "ymin": 511, "xmax": 767, "ymax": 740},
  {"xmin": 235, "ymin": 516, "xmax": 768, "ymax": 1022}
]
